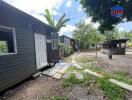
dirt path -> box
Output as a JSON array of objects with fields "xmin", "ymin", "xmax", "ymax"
[
  {"xmin": 1, "ymin": 76, "xmax": 59, "ymax": 100},
  {"xmin": 0, "ymin": 75, "xmax": 107, "ymax": 100},
  {"xmin": 78, "ymin": 51, "xmax": 132, "ymax": 77}
]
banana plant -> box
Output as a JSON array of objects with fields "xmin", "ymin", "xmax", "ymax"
[{"xmin": 44, "ymin": 9, "xmax": 70, "ymax": 32}]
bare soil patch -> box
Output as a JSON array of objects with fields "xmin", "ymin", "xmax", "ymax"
[{"xmin": 0, "ymin": 75, "xmax": 106, "ymax": 100}]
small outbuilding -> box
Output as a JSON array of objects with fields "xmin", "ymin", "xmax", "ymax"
[
  {"xmin": 101, "ymin": 39, "xmax": 129, "ymax": 55},
  {"xmin": 0, "ymin": 1, "xmax": 59, "ymax": 92},
  {"xmin": 59, "ymin": 35, "xmax": 72, "ymax": 57},
  {"xmin": 59, "ymin": 35, "xmax": 80, "ymax": 57},
  {"xmin": 70, "ymin": 39, "xmax": 80, "ymax": 52}
]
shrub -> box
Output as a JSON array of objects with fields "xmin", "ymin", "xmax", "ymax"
[
  {"xmin": 126, "ymin": 42, "xmax": 132, "ymax": 48},
  {"xmin": 65, "ymin": 45, "xmax": 73, "ymax": 56}
]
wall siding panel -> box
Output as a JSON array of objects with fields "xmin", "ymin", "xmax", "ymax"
[{"xmin": 0, "ymin": 1, "xmax": 37, "ymax": 92}]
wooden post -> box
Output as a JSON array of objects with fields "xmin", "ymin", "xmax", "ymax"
[
  {"xmin": 95, "ymin": 43, "xmax": 97, "ymax": 58},
  {"xmin": 119, "ymin": 42, "xmax": 121, "ymax": 55}
]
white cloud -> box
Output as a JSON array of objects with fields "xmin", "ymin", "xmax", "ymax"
[
  {"xmin": 52, "ymin": 10, "xmax": 58, "ymax": 16},
  {"xmin": 85, "ymin": 17, "xmax": 92, "ymax": 24},
  {"xmin": 52, "ymin": 10, "xmax": 61, "ymax": 16},
  {"xmin": 3, "ymin": 0, "xmax": 63, "ymax": 23},
  {"xmin": 78, "ymin": 5, "xmax": 83, "ymax": 12},
  {"xmin": 66, "ymin": 0, "xmax": 72, "ymax": 8},
  {"xmin": 85, "ymin": 17, "xmax": 100, "ymax": 29},
  {"xmin": 118, "ymin": 27, "xmax": 125, "ymax": 32},
  {"xmin": 59, "ymin": 25, "xmax": 76, "ymax": 35}
]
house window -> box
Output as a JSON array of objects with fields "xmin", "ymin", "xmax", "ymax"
[
  {"xmin": 0, "ymin": 26, "xmax": 17, "ymax": 55},
  {"xmin": 92, "ymin": 44, "xmax": 95, "ymax": 47},
  {"xmin": 64, "ymin": 38, "xmax": 70, "ymax": 46},
  {"xmin": 52, "ymin": 39, "xmax": 58, "ymax": 49},
  {"xmin": 64, "ymin": 39, "xmax": 67, "ymax": 45}
]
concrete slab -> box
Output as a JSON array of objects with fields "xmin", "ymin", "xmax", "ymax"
[{"xmin": 109, "ymin": 79, "xmax": 132, "ymax": 91}]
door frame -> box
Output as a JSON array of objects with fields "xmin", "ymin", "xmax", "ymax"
[{"xmin": 34, "ymin": 33, "xmax": 48, "ymax": 69}]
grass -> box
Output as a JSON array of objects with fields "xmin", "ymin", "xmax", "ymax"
[
  {"xmin": 76, "ymin": 55, "xmax": 132, "ymax": 85},
  {"xmin": 76, "ymin": 55, "xmax": 96, "ymax": 63},
  {"xmin": 82, "ymin": 73, "xmax": 125, "ymax": 100},
  {"xmin": 62, "ymin": 73, "xmax": 82, "ymax": 87},
  {"xmin": 82, "ymin": 73, "xmax": 96, "ymax": 86},
  {"xmin": 97, "ymin": 78, "xmax": 125, "ymax": 100},
  {"xmin": 82, "ymin": 73, "xmax": 97, "ymax": 94},
  {"xmin": 111, "ymin": 71, "xmax": 132, "ymax": 85},
  {"xmin": 52, "ymin": 96, "xmax": 68, "ymax": 100},
  {"xmin": 66, "ymin": 66, "xmax": 81, "ymax": 72},
  {"xmin": 74, "ymin": 55, "xmax": 127, "ymax": 99},
  {"xmin": 86, "ymin": 66, "xmax": 132, "ymax": 85},
  {"xmin": 43, "ymin": 96, "xmax": 68, "ymax": 100},
  {"xmin": 64, "ymin": 54, "xmax": 73, "ymax": 62},
  {"xmin": 63, "ymin": 66, "xmax": 125, "ymax": 100}
]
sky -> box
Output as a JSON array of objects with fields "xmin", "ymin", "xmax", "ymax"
[{"xmin": 3, "ymin": 0, "xmax": 132, "ymax": 37}]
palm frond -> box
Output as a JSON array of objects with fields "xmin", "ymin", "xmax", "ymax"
[
  {"xmin": 44, "ymin": 9, "xmax": 55, "ymax": 28},
  {"xmin": 44, "ymin": 10, "xmax": 70, "ymax": 33},
  {"xmin": 56, "ymin": 13, "xmax": 70, "ymax": 32}
]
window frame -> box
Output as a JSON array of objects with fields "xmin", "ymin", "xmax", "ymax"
[
  {"xmin": 52, "ymin": 39, "xmax": 58, "ymax": 50},
  {"xmin": 0, "ymin": 25, "xmax": 17, "ymax": 56}
]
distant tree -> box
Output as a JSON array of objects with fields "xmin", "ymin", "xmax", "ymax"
[
  {"xmin": 120, "ymin": 31, "xmax": 132, "ymax": 41},
  {"xmin": 104, "ymin": 28, "xmax": 119, "ymax": 40},
  {"xmin": 73, "ymin": 20, "xmax": 106, "ymax": 49},
  {"xmin": 44, "ymin": 9, "xmax": 70, "ymax": 32},
  {"xmin": 104, "ymin": 29, "xmax": 132, "ymax": 41},
  {"xmin": 78, "ymin": 0, "xmax": 132, "ymax": 33}
]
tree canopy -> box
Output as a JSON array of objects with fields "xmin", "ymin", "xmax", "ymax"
[
  {"xmin": 103, "ymin": 28, "xmax": 132, "ymax": 41},
  {"xmin": 78, "ymin": 0, "xmax": 132, "ymax": 33},
  {"xmin": 73, "ymin": 20, "xmax": 105, "ymax": 49},
  {"xmin": 44, "ymin": 9, "xmax": 70, "ymax": 32}
]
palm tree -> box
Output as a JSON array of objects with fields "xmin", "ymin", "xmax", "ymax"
[{"xmin": 44, "ymin": 9, "xmax": 70, "ymax": 32}]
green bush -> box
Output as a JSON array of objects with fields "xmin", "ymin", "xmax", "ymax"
[
  {"xmin": 65, "ymin": 45, "xmax": 73, "ymax": 56},
  {"xmin": 0, "ymin": 41, "xmax": 8, "ymax": 53},
  {"xmin": 126, "ymin": 42, "xmax": 132, "ymax": 48}
]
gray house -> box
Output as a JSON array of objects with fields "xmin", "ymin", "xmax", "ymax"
[
  {"xmin": 59, "ymin": 35, "xmax": 71, "ymax": 56},
  {"xmin": 59, "ymin": 35, "xmax": 80, "ymax": 57},
  {"xmin": 59, "ymin": 35, "xmax": 71, "ymax": 46},
  {"xmin": 0, "ymin": 1, "xmax": 59, "ymax": 92}
]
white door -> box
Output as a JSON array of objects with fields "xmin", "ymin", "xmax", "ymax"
[{"xmin": 35, "ymin": 33, "xmax": 47, "ymax": 69}]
